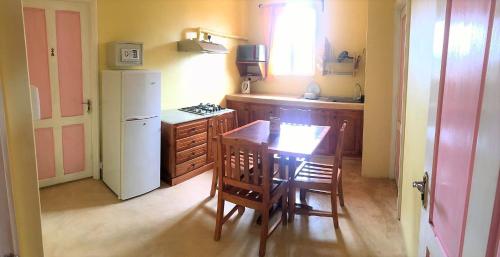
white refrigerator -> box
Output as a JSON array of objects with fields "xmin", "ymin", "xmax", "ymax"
[{"xmin": 101, "ymin": 70, "xmax": 161, "ymax": 200}]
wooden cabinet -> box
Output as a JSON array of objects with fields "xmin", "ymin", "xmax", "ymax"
[
  {"xmin": 161, "ymin": 110, "xmax": 236, "ymax": 185},
  {"xmin": 226, "ymin": 101, "xmax": 249, "ymax": 126},
  {"xmin": 226, "ymin": 99, "xmax": 363, "ymax": 157},
  {"xmin": 248, "ymin": 104, "xmax": 278, "ymax": 122}
]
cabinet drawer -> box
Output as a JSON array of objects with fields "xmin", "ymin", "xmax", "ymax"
[
  {"xmin": 176, "ymin": 143, "xmax": 207, "ymax": 164},
  {"xmin": 176, "ymin": 155, "xmax": 206, "ymax": 177},
  {"xmin": 176, "ymin": 120, "xmax": 207, "ymax": 139},
  {"xmin": 176, "ymin": 132, "xmax": 207, "ymax": 151}
]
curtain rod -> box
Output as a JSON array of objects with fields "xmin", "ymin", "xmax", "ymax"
[{"xmin": 258, "ymin": 0, "xmax": 324, "ymax": 10}]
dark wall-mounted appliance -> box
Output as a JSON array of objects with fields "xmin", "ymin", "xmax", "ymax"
[{"xmin": 236, "ymin": 44, "xmax": 267, "ymax": 78}]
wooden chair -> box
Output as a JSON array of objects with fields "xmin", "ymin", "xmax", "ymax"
[
  {"xmin": 289, "ymin": 121, "xmax": 347, "ymax": 229},
  {"xmin": 209, "ymin": 114, "xmax": 238, "ymax": 197},
  {"xmin": 214, "ymin": 136, "xmax": 288, "ymax": 257}
]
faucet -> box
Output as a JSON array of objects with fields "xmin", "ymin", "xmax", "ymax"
[{"xmin": 353, "ymin": 83, "xmax": 363, "ymax": 101}]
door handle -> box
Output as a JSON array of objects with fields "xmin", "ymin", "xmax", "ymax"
[
  {"xmin": 82, "ymin": 99, "xmax": 92, "ymax": 113},
  {"xmin": 413, "ymin": 172, "xmax": 428, "ymax": 207}
]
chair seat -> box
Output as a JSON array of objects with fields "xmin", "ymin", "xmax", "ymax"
[
  {"xmin": 294, "ymin": 161, "xmax": 339, "ymax": 190},
  {"xmin": 223, "ymin": 179, "xmax": 284, "ymax": 203}
]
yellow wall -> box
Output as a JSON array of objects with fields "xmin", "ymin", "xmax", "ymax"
[
  {"xmin": 399, "ymin": 0, "xmax": 447, "ymax": 256},
  {"xmin": 97, "ymin": 0, "xmax": 248, "ymax": 110},
  {"xmin": 361, "ymin": 0, "xmax": 395, "ymax": 177},
  {"xmin": 0, "ymin": 0, "xmax": 44, "ymax": 256},
  {"xmin": 246, "ymin": 0, "xmax": 368, "ymax": 97}
]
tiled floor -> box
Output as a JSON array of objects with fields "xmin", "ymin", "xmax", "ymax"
[{"xmin": 40, "ymin": 158, "xmax": 406, "ymax": 257}]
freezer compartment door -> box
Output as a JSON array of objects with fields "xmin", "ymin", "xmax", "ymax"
[
  {"xmin": 122, "ymin": 71, "xmax": 161, "ymax": 121},
  {"xmin": 121, "ymin": 117, "xmax": 160, "ymax": 199}
]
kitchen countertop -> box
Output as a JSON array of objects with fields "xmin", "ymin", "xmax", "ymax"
[
  {"xmin": 161, "ymin": 108, "xmax": 234, "ymax": 125},
  {"xmin": 226, "ymin": 93, "xmax": 364, "ymax": 110}
]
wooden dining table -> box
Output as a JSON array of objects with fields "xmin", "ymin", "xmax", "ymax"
[
  {"xmin": 222, "ymin": 120, "xmax": 331, "ymax": 220},
  {"xmin": 223, "ymin": 120, "xmax": 330, "ymax": 159}
]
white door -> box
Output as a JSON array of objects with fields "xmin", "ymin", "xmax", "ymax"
[
  {"xmin": 0, "ymin": 84, "xmax": 17, "ymax": 257},
  {"xmin": 121, "ymin": 117, "xmax": 161, "ymax": 200},
  {"xmin": 416, "ymin": 0, "xmax": 499, "ymax": 256},
  {"xmin": 122, "ymin": 71, "xmax": 161, "ymax": 121},
  {"xmin": 23, "ymin": 0, "xmax": 93, "ymax": 187}
]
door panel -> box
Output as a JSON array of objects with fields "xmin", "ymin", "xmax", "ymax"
[
  {"xmin": 122, "ymin": 117, "xmax": 160, "ymax": 199},
  {"xmin": 24, "ymin": 1, "xmax": 93, "ymax": 187},
  {"xmin": 61, "ymin": 124, "xmax": 85, "ymax": 174},
  {"xmin": 23, "ymin": 7, "xmax": 52, "ymax": 119},
  {"xmin": 417, "ymin": 0, "xmax": 496, "ymax": 256},
  {"xmin": 430, "ymin": 1, "xmax": 492, "ymax": 256},
  {"xmin": 56, "ymin": 10, "xmax": 83, "ymax": 117},
  {"xmin": 122, "ymin": 71, "xmax": 161, "ymax": 120},
  {"xmin": 34, "ymin": 128, "xmax": 56, "ymax": 179}
]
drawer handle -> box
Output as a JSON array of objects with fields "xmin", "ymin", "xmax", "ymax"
[
  {"xmin": 191, "ymin": 163, "xmax": 196, "ymax": 167},
  {"xmin": 191, "ymin": 152, "xmax": 195, "ymax": 155},
  {"xmin": 191, "ymin": 140, "xmax": 196, "ymax": 144},
  {"xmin": 190, "ymin": 128, "xmax": 196, "ymax": 131}
]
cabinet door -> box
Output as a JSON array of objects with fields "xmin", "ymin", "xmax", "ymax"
[
  {"xmin": 249, "ymin": 104, "xmax": 277, "ymax": 122},
  {"xmin": 227, "ymin": 100, "xmax": 249, "ymax": 126},
  {"xmin": 333, "ymin": 110, "xmax": 363, "ymax": 156},
  {"xmin": 311, "ymin": 109, "xmax": 332, "ymax": 154}
]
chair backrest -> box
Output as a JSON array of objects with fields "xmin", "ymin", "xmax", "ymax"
[
  {"xmin": 334, "ymin": 121, "xmax": 348, "ymax": 172},
  {"xmin": 218, "ymin": 135, "xmax": 271, "ymax": 198},
  {"xmin": 279, "ymin": 107, "xmax": 312, "ymax": 125},
  {"xmin": 212, "ymin": 113, "xmax": 238, "ymax": 159}
]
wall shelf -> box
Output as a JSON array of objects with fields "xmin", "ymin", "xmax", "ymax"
[{"xmin": 322, "ymin": 55, "xmax": 360, "ymax": 76}]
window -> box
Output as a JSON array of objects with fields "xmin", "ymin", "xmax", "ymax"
[{"xmin": 269, "ymin": 4, "xmax": 317, "ymax": 76}]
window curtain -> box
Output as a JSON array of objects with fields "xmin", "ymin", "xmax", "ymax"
[
  {"xmin": 262, "ymin": 1, "xmax": 322, "ymax": 77},
  {"xmin": 262, "ymin": 5, "xmax": 285, "ymax": 78}
]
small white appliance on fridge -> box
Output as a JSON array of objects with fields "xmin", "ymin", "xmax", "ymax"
[{"xmin": 101, "ymin": 70, "xmax": 161, "ymax": 200}]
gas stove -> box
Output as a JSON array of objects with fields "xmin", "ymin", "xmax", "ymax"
[{"xmin": 178, "ymin": 103, "xmax": 225, "ymax": 116}]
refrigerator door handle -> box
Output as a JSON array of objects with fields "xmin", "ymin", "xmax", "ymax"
[{"xmin": 125, "ymin": 115, "xmax": 158, "ymax": 121}]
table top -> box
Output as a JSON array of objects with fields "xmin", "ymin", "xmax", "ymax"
[{"xmin": 223, "ymin": 120, "xmax": 330, "ymax": 157}]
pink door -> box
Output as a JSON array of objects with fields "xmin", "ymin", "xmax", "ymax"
[
  {"xmin": 23, "ymin": 1, "xmax": 92, "ymax": 187},
  {"xmin": 417, "ymin": 0, "xmax": 499, "ymax": 256}
]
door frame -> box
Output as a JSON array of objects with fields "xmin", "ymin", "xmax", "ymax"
[
  {"xmin": 393, "ymin": 1, "xmax": 411, "ymax": 219},
  {"xmin": 22, "ymin": 0, "xmax": 100, "ymax": 181},
  {"xmin": 0, "ymin": 79, "xmax": 19, "ymax": 256}
]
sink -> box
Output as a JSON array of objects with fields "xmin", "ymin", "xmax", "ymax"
[{"xmin": 301, "ymin": 96, "xmax": 364, "ymax": 103}]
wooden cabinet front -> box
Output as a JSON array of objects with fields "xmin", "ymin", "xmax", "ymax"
[
  {"xmin": 161, "ymin": 110, "xmax": 236, "ymax": 185},
  {"xmin": 248, "ymin": 104, "xmax": 278, "ymax": 122},
  {"xmin": 227, "ymin": 99, "xmax": 363, "ymax": 157},
  {"xmin": 226, "ymin": 101, "xmax": 249, "ymax": 126}
]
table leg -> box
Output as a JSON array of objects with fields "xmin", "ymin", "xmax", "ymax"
[{"xmin": 288, "ymin": 156, "xmax": 297, "ymax": 222}]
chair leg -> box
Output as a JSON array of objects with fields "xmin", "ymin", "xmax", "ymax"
[
  {"xmin": 259, "ymin": 209, "xmax": 270, "ymax": 257},
  {"xmin": 331, "ymin": 186, "xmax": 339, "ymax": 229},
  {"xmin": 214, "ymin": 196, "xmax": 225, "ymax": 241},
  {"xmin": 288, "ymin": 184, "xmax": 296, "ymax": 223},
  {"xmin": 338, "ymin": 176, "xmax": 345, "ymax": 207},
  {"xmin": 281, "ymin": 193, "xmax": 287, "ymax": 226},
  {"xmin": 299, "ymin": 189, "xmax": 307, "ymax": 203},
  {"xmin": 210, "ymin": 168, "xmax": 218, "ymax": 198}
]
